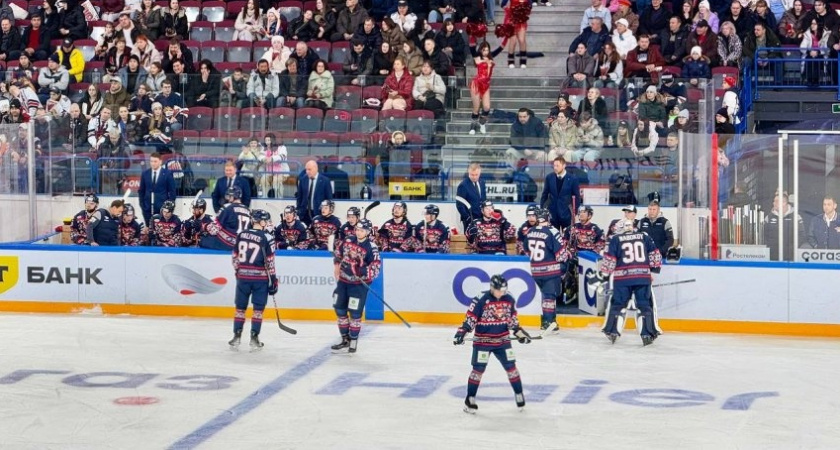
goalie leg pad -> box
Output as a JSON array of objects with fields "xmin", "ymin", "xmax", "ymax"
[
  {"xmin": 634, "ymin": 285, "xmax": 661, "ymax": 338},
  {"xmin": 601, "ymin": 285, "xmax": 632, "ymax": 335}
]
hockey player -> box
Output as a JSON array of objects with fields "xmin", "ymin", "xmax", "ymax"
[
  {"xmin": 85, "ymin": 199, "xmax": 125, "ymax": 246},
  {"xmin": 331, "ymin": 218, "xmax": 381, "ymax": 353},
  {"xmin": 377, "ymin": 201, "xmax": 413, "ymax": 252},
  {"xmin": 118, "ymin": 204, "xmax": 145, "ymax": 246},
  {"xmin": 307, "ymin": 200, "xmax": 341, "ymax": 250},
  {"xmin": 275, "ymin": 206, "xmax": 309, "ymax": 250},
  {"xmin": 408, "ymin": 204, "xmax": 450, "ymax": 253},
  {"xmin": 562, "ymin": 205, "xmax": 605, "ymax": 304},
  {"xmin": 229, "ymin": 209, "xmax": 278, "ymax": 351},
  {"xmin": 524, "ymin": 208, "xmax": 568, "ymax": 331},
  {"xmin": 149, "ymin": 200, "xmax": 183, "ymax": 247},
  {"xmin": 606, "ymin": 205, "xmax": 639, "ymax": 241},
  {"xmin": 339, "ymin": 207, "xmax": 361, "ymax": 241},
  {"xmin": 200, "ymin": 186, "xmax": 251, "ymax": 251},
  {"xmin": 70, "ymin": 193, "xmax": 99, "ymax": 245},
  {"xmin": 596, "ymin": 218, "xmax": 662, "ymax": 346},
  {"xmin": 515, "ymin": 204, "xmax": 539, "ymax": 255},
  {"xmin": 466, "ymin": 200, "xmax": 516, "ymax": 254},
  {"xmin": 182, "ymin": 198, "xmax": 213, "ymax": 247},
  {"xmin": 454, "ymin": 274, "xmax": 531, "ymax": 414}
]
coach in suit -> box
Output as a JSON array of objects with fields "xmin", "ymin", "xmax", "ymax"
[
  {"xmin": 138, "ymin": 152, "xmax": 177, "ymax": 226},
  {"xmin": 455, "ymin": 162, "xmax": 486, "ymax": 233},
  {"xmin": 541, "ymin": 157, "xmax": 581, "ymax": 230},
  {"xmin": 296, "ymin": 160, "xmax": 333, "ymax": 225},
  {"xmin": 211, "ymin": 161, "xmax": 253, "ymax": 213}
]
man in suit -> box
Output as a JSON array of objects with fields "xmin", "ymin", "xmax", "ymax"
[
  {"xmin": 541, "ymin": 157, "xmax": 581, "ymax": 230},
  {"xmin": 212, "ymin": 161, "xmax": 252, "ymax": 213},
  {"xmin": 296, "ymin": 160, "xmax": 333, "ymax": 225},
  {"xmin": 138, "ymin": 152, "xmax": 177, "ymax": 226},
  {"xmin": 455, "ymin": 162, "xmax": 486, "ymax": 233}
]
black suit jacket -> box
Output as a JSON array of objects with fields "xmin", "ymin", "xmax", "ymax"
[
  {"xmin": 211, "ymin": 175, "xmax": 252, "ymax": 213},
  {"xmin": 296, "ymin": 173, "xmax": 333, "ymax": 223},
  {"xmin": 455, "ymin": 176, "xmax": 486, "ymax": 224},
  {"xmin": 541, "ymin": 171, "xmax": 581, "ymax": 229},
  {"xmin": 138, "ymin": 168, "xmax": 177, "ymax": 215}
]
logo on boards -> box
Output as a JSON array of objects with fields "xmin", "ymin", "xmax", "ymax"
[{"xmin": 0, "ymin": 256, "xmax": 19, "ymax": 294}]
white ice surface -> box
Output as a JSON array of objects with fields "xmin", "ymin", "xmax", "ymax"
[{"xmin": 1, "ymin": 314, "xmax": 839, "ymax": 450}]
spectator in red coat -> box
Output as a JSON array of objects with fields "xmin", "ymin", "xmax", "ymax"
[
  {"xmin": 625, "ymin": 35, "xmax": 664, "ymax": 80},
  {"xmin": 381, "ymin": 56, "xmax": 413, "ymax": 111}
]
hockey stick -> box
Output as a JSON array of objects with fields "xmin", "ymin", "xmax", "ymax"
[
  {"xmin": 358, "ymin": 278, "xmax": 411, "ymax": 328},
  {"xmin": 121, "ymin": 188, "xmax": 131, "ymax": 202},
  {"xmin": 652, "ymin": 279, "xmax": 696, "ymax": 288},
  {"xmin": 363, "ymin": 200, "xmax": 381, "ymax": 219},
  {"xmin": 271, "ymin": 294, "xmax": 298, "ymax": 335}
]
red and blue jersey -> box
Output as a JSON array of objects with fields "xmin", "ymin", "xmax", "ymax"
[
  {"xmin": 378, "ymin": 218, "xmax": 413, "ymax": 252},
  {"xmin": 516, "ymin": 221, "xmax": 536, "ymax": 255},
  {"xmin": 564, "ymin": 221, "xmax": 605, "ymax": 256},
  {"xmin": 275, "ymin": 219, "xmax": 309, "ymax": 250},
  {"xmin": 232, "ymin": 228, "xmax": 275, "ymax": 282},
  {"xmin": 208, "ymin": 203, "xmax": 251, "ymax": 249},
  {"xmin": 308, "ymin": 214, "xmax": 341, "ymax": 250},
  {"xmin": 524, "ymin": 225, "xmax": 568, "ymax": 279},
  {"xmin": 334, "ymin": 235, "xmax": 381, "ymax": 284},
  {"xmin": 601, "ymin": 231, "xmax": 662, "ymax": 287},
  {"xmin": 458, "ymin": 292, "xmax": 520, "ymax": 349}
]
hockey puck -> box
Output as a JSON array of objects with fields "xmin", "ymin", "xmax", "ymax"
[{"xmin": 113, "ymin": 396, "xmax": 160, "ymax": 406}]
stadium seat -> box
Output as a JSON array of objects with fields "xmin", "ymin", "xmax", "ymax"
[
  {"xmin": 214, "ymin": 21, "xmax": 236, "ymax": 41},
  {"xmin": 174, "ymin": 130, "xmax": 200, "ymax": 154},
  {"xmin": 405, "ymin": 110, "xmax": 434, "ymax": 143},
  {"xmin": 309, "ymin": 40, "xmax": 330, "ymax": 62},
  {"xmin": 295, "ymin": 107, "xmax": 324, "ymax": 132},
  {"xmin": 182, "ymin": 0, "xmax": 201, "ymax": 21},
  {"xmin": 284, "ymin": 131, "xmax": 310, "ymax": 157},
  {"xmin": 322, "ymin": 109, "xmax": 351, "ymax": 132},
  {"xmin": 334, "ymin": 85, "xmax": 362, "ymax": 110},
  {"xmin": 379, "ymin": 109, "xmax": 406, "ymax": 133},
  {"xmin": 183, "ymin": 40, "xmax": 201, "ymax": 63},
  {"xmin": 686, "ymin": 88, "xmax": 704, "ymax": 102},
  {"xmin": 89, "ymin": 21, "xmax": 109, "ymax": 42},
  {"xmin": 190, "ymin": 21, "xmax": 214, "ymax": 41},
  {"xmin": 74, "ymin": 39, "xmax": 97, "ymax": 62},
  {"xmin": 338, "ymin": 132, "xmax": 367, "ymax": 158},
  {"xmin": 226, "ymin": 1, "xmax": 246, "ymax": 19},
  {"xmin": 350, "ymin": 108, "xmax": 378, "ymax": 133},
  {"xmin": 215, "ymin": 107, "xmax": 241, "ymax": 133},
  {"xmin": 662, "ymin": 66, "xmax": 681, "ymax": 77},
  {"xmin": 200, "ymin": 41, "xmax": 227, "ymax": 63},
  {"xmin": 215, "ymin": 62, "xmax": 243, "ymax": 76},
  {"xmin": 253, "ymin": 40, "xmax": 271, "ymax": 55},
  {"xmin": 284, "ymin": 39, "xmax": 297, "ymax": 50},
  {"xmin": 712, "ymin": 66, "xmax": 739, "ymax": 79},
  {"xmin": 187, "ymin": 106, "xmax": 214, "ymax": 130},
  {"xmin": 83, "ymin": 61, "xmax": 105, "ymax": 83},
  {"xmin": 309, "ymin": 132, "xmax": 339, "ymax": 157},
  {"xmin": 68, "ymin": 83, "xmax": 89, "ymax": 103},
  {"xmin": 268, "ymin": 107, "xmax": 296, "ymax": 131},
  {"xmin": 330, "ymin": 41, "xmax": 350, "ymax": 62},
  {"xmin": 226, "ymin": 131, "xmax": 252, "ymax": 155},
  {"xmin": 202, "ymin": 1, "xmax": 226, "ymax": 21},
  {"xmin": 199, "ymin": 130, "xmax": 226, "ymax": 155},
  {"xmin": 326, "ymin": 62, "xmax": 343, "ymax": 75},
  {"xmin": 227, "ymin": 41, "xmax": 253, "ymax": 63},
  {"xmin": 302, "ymin": 0, "xmax": 317, "ymax": 12},
  {"xmin": 279, "ymin": 0, "xmax": 304, "ymax": 7},
  {"xmin": 241, "ymin": 106, "xmax": 267, "ymax": 133},
  {"xmin": 278, "ymin": 5, "xmax": 301, "ymax": 22}
]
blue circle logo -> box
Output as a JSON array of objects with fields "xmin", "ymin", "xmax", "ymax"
[{"xmin": 452, "ymin": 267, "xmax": 537, "ymax": 308}]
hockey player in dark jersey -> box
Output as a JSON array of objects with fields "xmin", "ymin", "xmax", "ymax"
[
  {"xmin": 86, "ymin": 200, "xmax": 125, "ymax": 246},
  {"xmin": 595, "ymin": 219, "xmax": 663, "ymax": 346},
  {"xmin": 339, "ymin": 207, "xmax": 361, "ymax": 241},
  {"xmin": 229, "ymin": 209, "xmax": 278, "ymax": 351},
  {"xmin": 70, "ymin": 194, "xmax": 99, "ymax": 245},
  {"xmin": 406, "ymin": 204, "xmax": 450, "ymax": 253},
  {"xmin": 274, "ymin": 205, "xmax": 309, "ymax": 250},
  {"xmin": 149, "ymin": 200, "xmax": 183, "ymax": 247},
  {"xmin": 331, "ymin": 218, "xmax": 381, "ymax": 353},
  {"xmin": 182, "ymin": 199, "xmax": 213, "ymax": 247},
  {"xmin": 562, "ymin": 205, "xmax": 605, "ymax": 304},
  {"xmin": 466, "ymin": 200, "xmax": 516, "ymax": 254},
  {"xmin": 524, "ymin": 208, "xmax": 568, "ymax": 331},
  {"xmin": 606, "ymin": 205, "xmax": 640, "ymax": 241},
  {"xmin": 118, "ymin": 204, "xmax": 145, "ymax": 246},
  {"xmin": 515, "ymin": 204, "xmax": 539, "ymax": 255},
  {"xmin": 308, "ymin": 200, "xmax": 342, "ymax": 250},
  {"xmin": 454, "ymin": 274, "xmax": 531, "ymax": 413},
  {"xmin": 200, "ymin": 186, "xmax": 251, "ymax": 251},
  {"xmin": 378, "ymin": 201, "xmax": 413, "ymax": 252}
]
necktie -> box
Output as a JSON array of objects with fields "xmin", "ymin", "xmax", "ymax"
[
  {"xmin": 152, "ymin": 170, "xmax": 157, "ymax": 186},
  {"xmin": 228, "ymin": 177, "xmax": 233, "ymax": 189},
  {"xmin": 474, "ymin": 182, "xmax": 479, "ymax": 194},
  {"xmin": 309, "ymin": 177, "xmax": 315, "ymax": 208}
]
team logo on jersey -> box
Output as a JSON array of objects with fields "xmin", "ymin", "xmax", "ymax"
[
  {"xmin": 452, "ymin": 267, "xmax": 536, "ymax": 308},
  {"xmin": 161, "ymin": 264, "xmax": 227, "ymax": 296},
  {"xmin": 0, "ymin": 256, "xmax": 19, "ymax": 294}
]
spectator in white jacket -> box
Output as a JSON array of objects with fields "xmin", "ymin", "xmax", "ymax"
[
  {"xmin": 390, "ymin": 0, "xmax": 417, "ymax": 34},
  {"xmin": 37, "ymin": 53, "xmax": 70, "ymax": 104},
  {"xmin": 631, "ymin": 120, "xmax": 659, "ymax": 157},
  {"xmin": 260, "ymin": 35, "xmax": 292, "ymax": 74},
  {"xmin": 411, "ymin": 61, "xmax": 446, "ymax": 113},
  {"xmin": 612, "ymin": 18, "xmax": 637, "ymax": 58},
  {"xmin": 247, "ymin": 59, "xmax": 280, "ymax": 109}
]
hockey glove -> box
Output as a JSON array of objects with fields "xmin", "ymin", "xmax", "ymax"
[
  {"xmin": 514, "ymin": 328, "xmax": 532, "ymax": 344},
  {"xmin": 650, "ymin": 266, "xmax": 661, "ymax": 274},
  {"xmin": 268, "ymin": 276, "xmax": 279, "ymax": 296},
  {"xmin": 453, "ymin": 328, "xmax": 467, "ymax": 345}
]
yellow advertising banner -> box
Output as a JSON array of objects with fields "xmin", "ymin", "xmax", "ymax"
[{"xmin": 388, "ymin": 182, "xmax": 426, "ymax": 196}]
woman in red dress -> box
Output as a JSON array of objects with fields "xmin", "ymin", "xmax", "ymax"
[
  {"xmin": 469, "ymin": 41, "xmax": 494, "ymax": 135},
  {"xmin": 498, "ymin": 0, "xmax": 531, "ymax": 68}
]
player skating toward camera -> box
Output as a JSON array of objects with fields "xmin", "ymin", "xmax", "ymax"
[
  {"xmin": 229, "ymin": 209, "xmax": 278, "ymax": 352},
  {"xmin": 595, "ymin": 218, "xmax": 662, "ymax": 346},
  {"xmin": 454, "ymin": 275, "xmax": 532, "ymax": 413},
  {"xmin": 524, "ymin": 208, "xmax": 568, "ymax": 332},
  {"xmin": 331, "ymin": 219, "xmax": 381, "ymax": 353}
]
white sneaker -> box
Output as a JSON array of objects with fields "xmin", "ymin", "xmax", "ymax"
[
  {"xmin": 468, "ymin": 129, "xmax": 476, "ymax": 135},
  {"xmin": 479, "ymin": 123, "xmax": 486, "ymax": 134},
  {"xmin": 544, "ymin": 1, "xmax": 552, "ymax": 5},
  {"xmin": 520, "ymin": 64, "xmax": 527, "ymax": 69},
  {"xmin": 508, "ymin": 63, "xmax": 515, "ymax": 68}
]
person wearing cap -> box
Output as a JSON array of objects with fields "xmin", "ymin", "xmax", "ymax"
[
  {"xmin": 56, "ymin": 38, "xmax": 85, "ymax": 83},
  {"xmin": 694, "ymin": 0, "xmax": 720, "ymax": 32},
  {"xmin": 639, "ymin": 199, "xmax": 674, "ymax": 256},
  {"xmin": 717, "ymin": 21, "xmax": 742, "ymax": 67},
  {"xmin": 46, "ymin": 85, "xmax": 71, "ymax": 118},
  {"xmin": 36, "ymin": 53, "xmax": 69, "ymax": 103},
  {"xmin": 668, "ymin": 107, "xmax": 691, "ymax": 132},
  {"xmin": 390, "ymin": 0, "xmax": 416, "ymax": 34},
  {"xmin": 58, "ymin": 0, "xmax": 88, "ymax": 40},
  {"xmin": 681, "ymin": 45, "xmax": 711, "ymax": 85},
  {"xmin": 721, "ymin": 75, "xmax": 739, "ymax": 123},
  {"xmin": 687, "ymin": 19, "xmax": 720, "ymax": 66},
  {"xmin": 118, "ymin": 55, "xmax": 148, "ymax": 95},
  {"xmin": 606, "ymin": 205, "xmax": 639, "ymax": 240},
  {"xmin": 660, "ymin": 16, "xmax": 690, "ymax": 66},
  {"xmin": 611, "ymin": 18, "xmax": 637, "ymax": 58},
  {"xmin": 261, "ymin": 35, "xmax": 292, "ymax": 75},
  {"xmin": 637, "ymin": 84, "xmax": 667, "ymax": 124},
  {"xmin": 581, "ymin": 0, "xmax": 612, "ymax": 33},
  {"xmin": 0, "ymin": 17, "xmax": 19, "ymax": 62},
  {"xmin": 638, "ymin": 0, "xmax": 669, "ymax": 44},
  {"xmin": 20, "ymin": 13, "xmax": 51, "ymax": 62},
  {"xmin": 104, "ymin": 77, "xmax": 130, "ymax": 114},
  {"xmin": 625, "ymin": 35, "xmax": 664, "ymax": 79},
  {"xmin": 612, "ymin": 0, "xmax": 639, "ymax": 33}
]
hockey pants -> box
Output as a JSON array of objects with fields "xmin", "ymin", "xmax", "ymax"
[
  {"xmin": 233, "ymin": 280, "xmax": 269, "ymax": 335},
  {"xmin": 467, "ymin": 345, "xmax": 523, "ymax": 398},
  {"xmin": 333, "ymin": 281, "xmax": 368, "ymax": 340}
]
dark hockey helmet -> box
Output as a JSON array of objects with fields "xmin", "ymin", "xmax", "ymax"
[
  {"xmin": 356, "ymin": 219, "xmax": 373, "ymax": 232},
  {"xmin": 192, "ymin": 198, "xmax": 207, "ymax": 210},
  {"xmin": 123, "ymin": 203, "xmax": 135, "ymax": 216},
  {"xmin": 480, "ymin": 200, "xmax": 494, "ymax": 210},
  {"xmin": 84, "ymin": 193, "xmax": 99, "ymax": 204},
  {"xmin": 424, "ymin": 204, "xmax": 440, "ymax": 216},
  {"xmin": 525, "ymin": 203, "xmax": 539, "ymax": 215},
  {"xmin": 392, "ymin": 201, "xmax": 407, "ymax": 214},
  {"xmin": 489, "ymin": 274, "xmax": 508, "ymax": 292},
  {"xmin": 577, "ymin": 205, "xmax": 594, "ymax": 216},
  {"xmin": 161, "ymin": 200, "xmax": 176, "ymax": 213},
  {"xmin": 226, "ymin": 185, "xmax": 243, "ymax": 200},
  {"xmin": 284, "ymin": 205, "xmax": 297, "ymax": 216},
  {"xmin": 536, "ymin": 207, "xmax": 551, "ymax": 223},
  {"xmin": 347, "ymin": 206, "xmax": 361, "ymax": 217},
  {"xmin": 251, "ymin": 209, "xmax": 271, "ymax": 223},
  {"xmin": 320, "ymin": 199, "xmax": 335, "ymax": 212}
]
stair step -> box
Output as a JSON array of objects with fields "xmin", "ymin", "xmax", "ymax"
[
  {"xmin": 492, "ymin": 12, "xmax": 584, "ymax": 27},
  {"xmin": 449, "ymin": 109, "xmax": 551, "ymax": 120},
  {"xmin": 456, "ymin": 98, "xmax": 556, "ymax": 109},
  {"xmin": 457, "ymin": 86, "xmax": 561, "ymax": 97},
  {"xmin": 447, "ymin": 122, "xmax": 512, "ymax": 133},
  {"xmin": 445, "ymin": 135, "xmax": 515, "ymax": 146}
]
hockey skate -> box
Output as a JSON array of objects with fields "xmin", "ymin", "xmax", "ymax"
[
  {"xmin": 331, "ymin": 335, "xmax": 351, "ymax": 351},
  {"xmin": 641, "ymin": 335, "xmax": 656, "ymax": 347},
  {"xmin": 348, "ymin": 339, "xmax": 358, "ymax": 353},
  {"xmin": 249, "ymin": 331, "xmax": 264, "ymax": 352},
  {"xmin": 463, "ymin": 396, "xmax": 478, "ymax": 414},
  {"xmin": 515, "ymin": 393, "xmax": 526, "ymax": 411},
  {"xmin": 605, "ymin": 332, "xmax": 619, "ymax": 344},
  {"xmin": 228, "ymin": 331, "xmax": 242, "ymax": 350}
]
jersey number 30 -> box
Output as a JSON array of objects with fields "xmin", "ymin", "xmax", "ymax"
[
  {"xmin": 621, "ymin": 241, "xmax": 646, "ymax": 263},
  {"xmin": 238, "ymin": 241, "xmax": 261, "ymax": 263}
]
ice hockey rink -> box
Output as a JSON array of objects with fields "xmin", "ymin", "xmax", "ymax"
[{"xmin": 2, "ymin": 314, "xmax": 839, "ymax": 450}]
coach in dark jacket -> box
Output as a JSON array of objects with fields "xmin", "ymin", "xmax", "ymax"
[
  {"xmin": 455, "ymin": 162, "xmax": 486, "ymax": 233},
  {"xmin": 296, "ymin": 160, "xmax": 333, "ymax": 225},
  {"xmin": 541, "ymin": 157, "xmax": 581, "ymax": 230},
  {"xmin": 211, "ymin": 161, "xmax": 253, "ymax": 213},
  {"xmin": 138, "ymin": 152, "xmax": 177, "ymax": 225}
]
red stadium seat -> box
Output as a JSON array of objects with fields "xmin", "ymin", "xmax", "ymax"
[
  {"xmin": 214, "ymin": 20, "xmax": 236, "ymax": 41},
  {"xmin": 309, "ymin": 132, "xmax": 339, "ymax": 157},
  {"xmin": 74, "ymin": 39, "xmax": 97, "ymax": 62},
  {"xmin": 200, "ymin": 41, "xmax": 227, "ymax": 63},
  {"xmin": 350, "ymin": 107, "xmax": 378, "ymax": 133},
  {"xmin": 379, "ymin": 109, "xmax": 406, "ymax": 132},
  {"xmin": 202, "ymin": 1, "xmax": 225, "ymax": 23},
  {"xmin": 190, "ymin": 21, "xmax": 214, "ymax": 41},
  {"xmin": 227, "ymin": 41, "xmax": 253, "ymax": 63},
  {"xmin": 295, "ymin": 107, "xmax": 324, "ymax": 132},
  {"xmin": 322, "ymin": 109, "xmax": 352, "ymax": 132},
  {"xmin": 174, "ymin": 130, "xmax": 201, "ymax": 154},
  {"xmin": 268, "ymin": 107, "xmax": 296, "ymax": 131},
  {"xmin": 182, "ymin": 0, "xmax": 201, "ymax": 21},
  {"xmin": 330, "ymin": 41, "xmax": 350, "ymax": 62},
  {"xmin": 338, "ymin": 132, "xmax": 367, "ymax": 157},
  {"xmin": 284, "ymin": 131, "xmax": 310, "ymax": 157},
  {"xmin": 226, "ymin": 1, "xmax": 246, "ymax": 19},
  {"xmin": 334, "ymin": 85, "xmax": 362, "ymax": 110},
  {"xmin": 215, "ymin": 107, "xmax": 242, "ymax": 132},
  {"xmin": 241, "ymin": 106, "xmax": 267, "ymax": 133},
  {"xmin": 405, "ymin": 110, "xmax": 434, "ymax": 143},
  {"xmin": 309, "ymin": 40, "xmax": 330, "ymax": 61},
  {"xmin": 187, "ymin": 106, "xmax": 214, "ymax": 130},
  {"xmin": 199, "ymin": 130, "xmax": 226, "ymax": 155}
]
